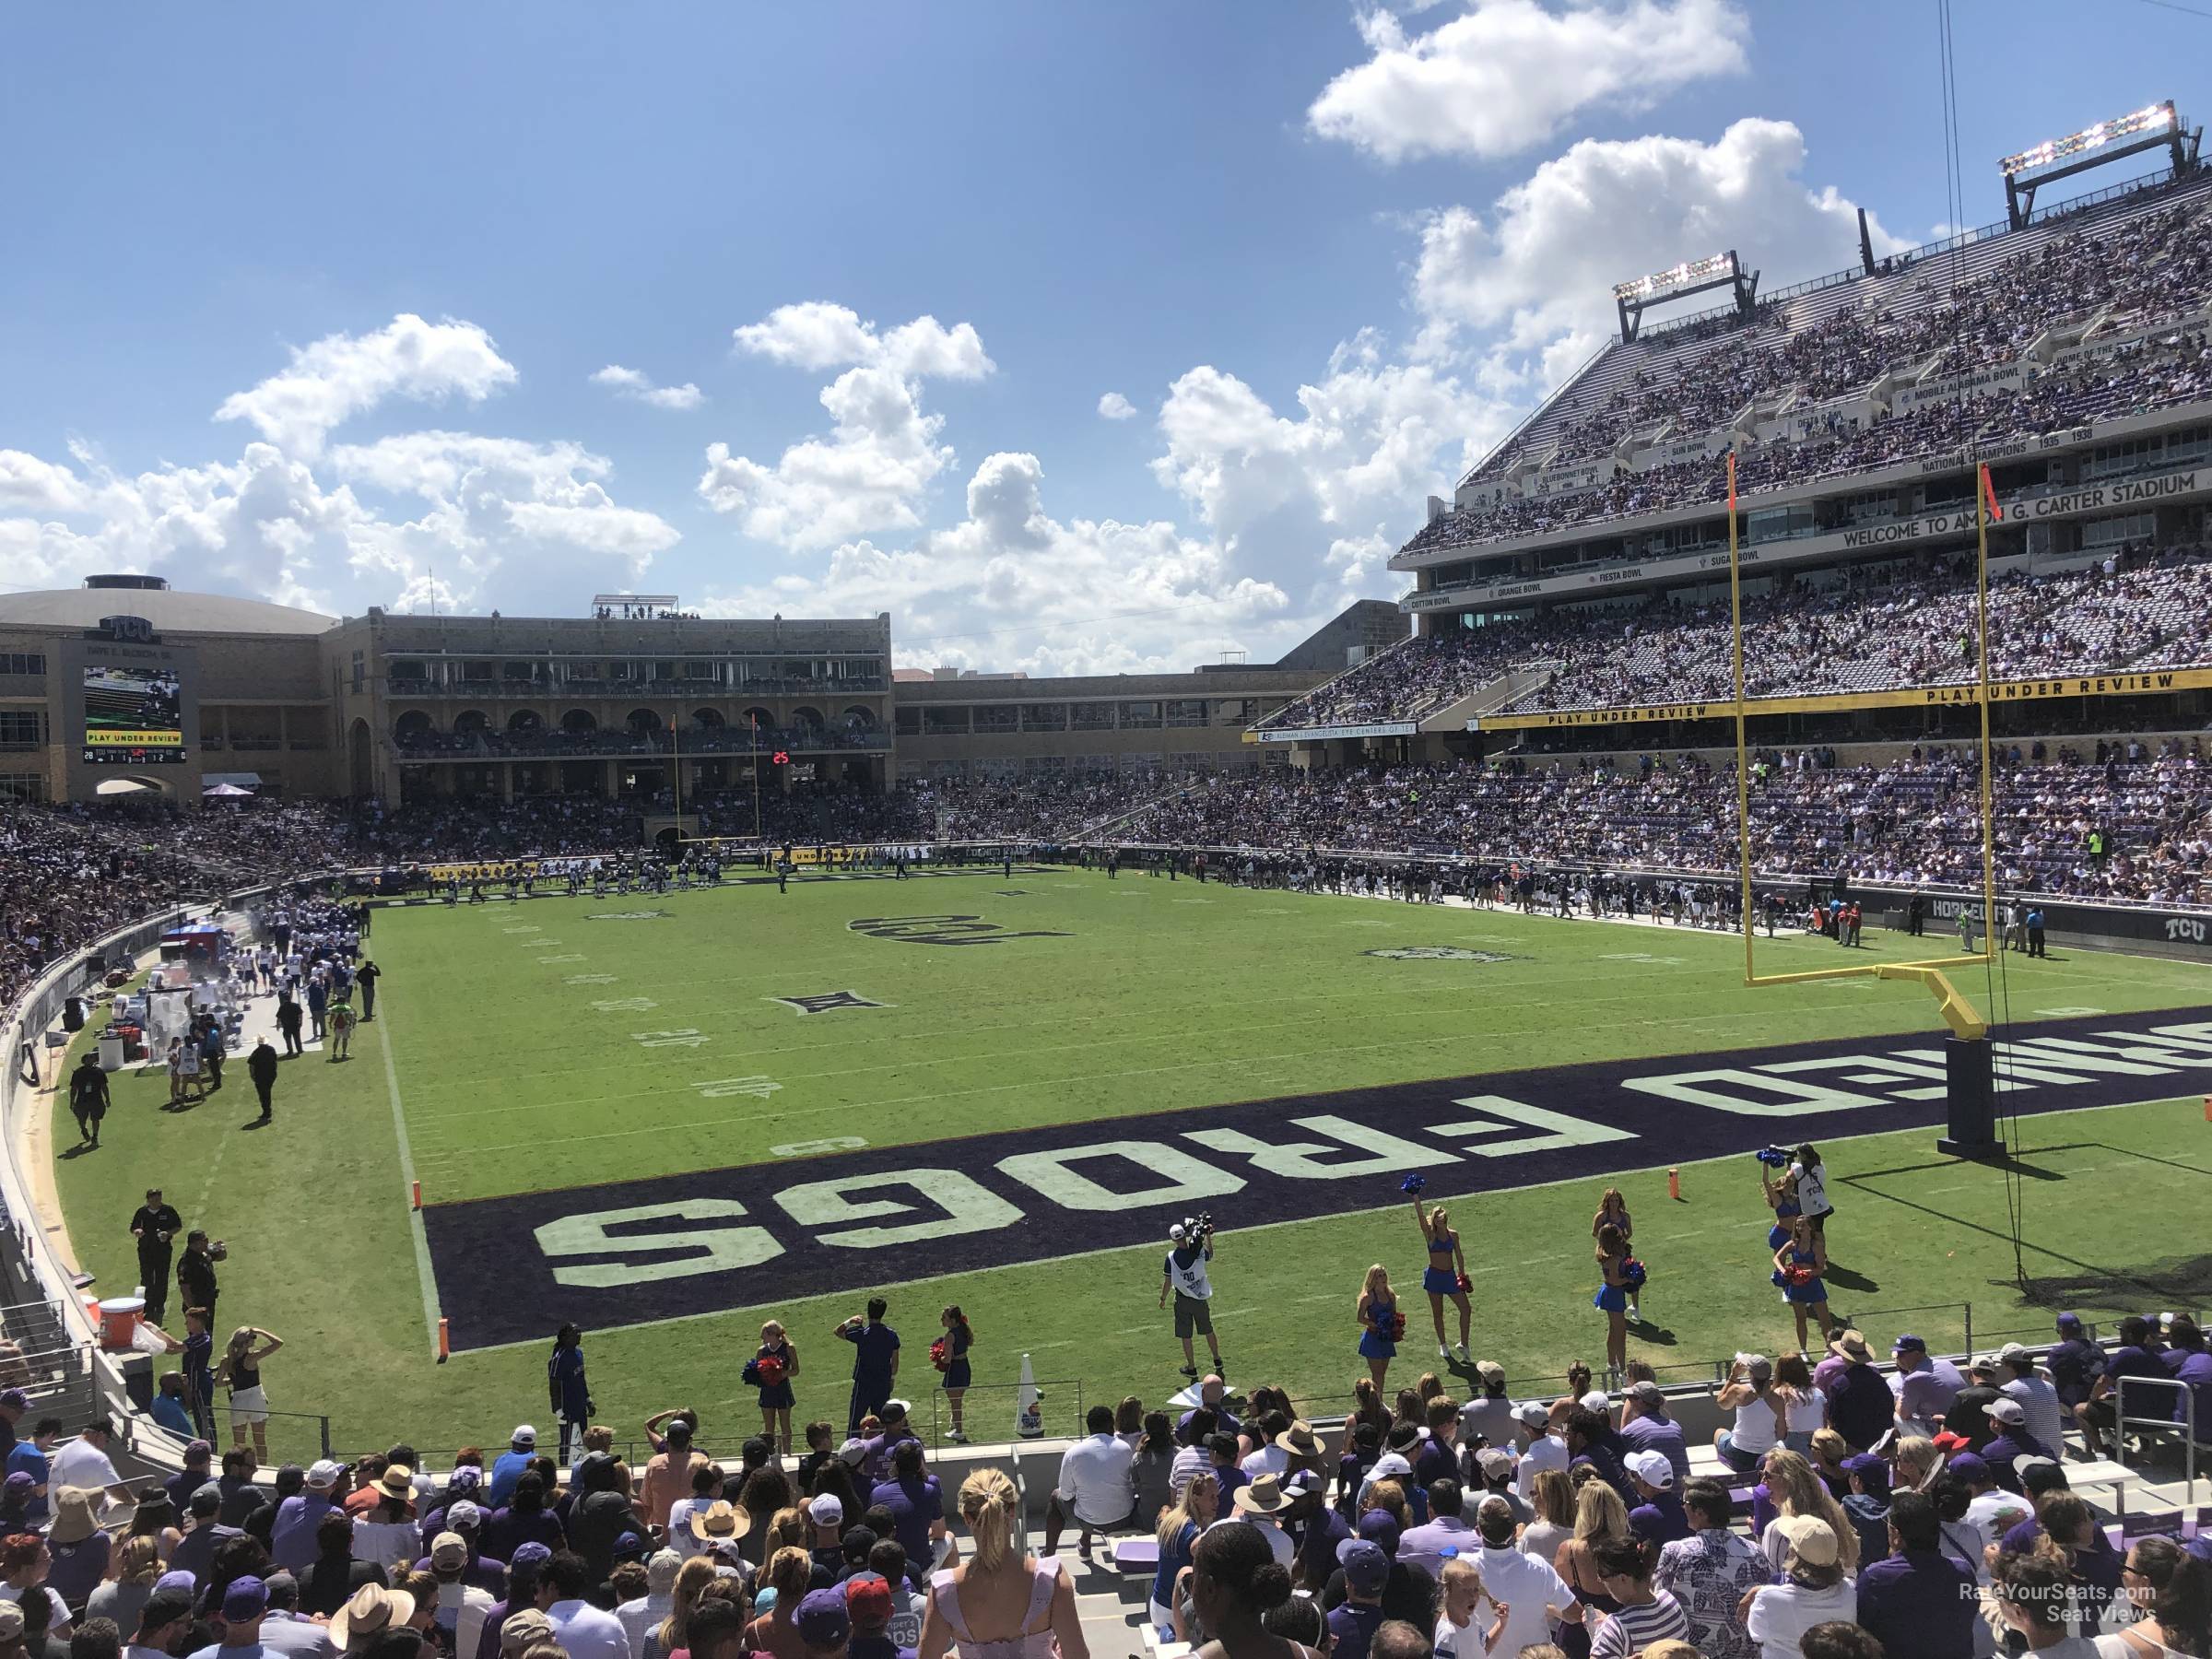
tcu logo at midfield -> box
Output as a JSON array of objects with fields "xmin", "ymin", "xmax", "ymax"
[{"xmin": 847, "ymin": 913, "xmax": 1069, "ymax": 947}]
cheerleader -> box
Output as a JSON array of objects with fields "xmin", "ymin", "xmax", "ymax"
[
  {"xmin": 1594, "ymin": 1223, "xmax": 1631, "ymax": 1376},
  {"xmin": 1773, "ymin": 1215, "xmax": 1834, "ymax": 1350},
  {"xmin": 1760, "ymin": 1160, "xmax": 1802, "ymax": 1261},
  {"xmin": 1413, "ymin": 1194, "xmax": 1472, "ymax": 1362},
  {"xmin": 934, "ymin": 1305, "xmax": 974, "ymax": 1444},
  {"xmin": 1356, "ymin": 1265, "xmax": 1400, "ymax": 1393},
  {"xmin": 1592, "ymin": 1187, "xmax": 1638, "ymax": 1322},
  {"xmin": 746, "ymin": 1319, "xmax": 799, "ymax": 1454}
]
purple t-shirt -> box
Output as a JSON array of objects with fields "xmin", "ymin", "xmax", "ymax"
[
  {"xmin": 2161, "ymin": 1347, "xmax": 2212, "ymax": 1425},
  {"xmin": 868, "ymin": 1475, "xmax": 942, "ymax": 1570}
]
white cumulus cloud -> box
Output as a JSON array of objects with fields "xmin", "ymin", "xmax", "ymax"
[
  {"xmin": 590, "ymin": 364, "xmax": 705, "ymax": 411},
  {"xmin": 1309, "ymin": 0, "xmax": 1749, "ymax": 164},
  {"xmin": 213, "ymin": 313, "xmax": 517, "ymax": 456},
  {"xmin": 700, "ymin": 451, "xmax": 1289, "ymax": 677},
  {"xmin": 701, "ymin": 303, "xmax": 995, "ymax": 552},
  {"xmin": 732, "ymin": 302, "xmax": 994, "ymax": 381},
  {"xmin": 1410, "ymin": 117, "xmax": 1904, "ymax": 371},
  {"xmin": 1097, "ymin": 391, "xmax": 1138, "ymax": 421}
]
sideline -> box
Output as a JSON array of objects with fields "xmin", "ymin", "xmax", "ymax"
[{"xmin": 374, "ymin": 1000, "xmax": 445, "ymax": 1359}]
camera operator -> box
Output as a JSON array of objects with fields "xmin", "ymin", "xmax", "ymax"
[{"xmin": 1159, "ymin": 1218, "xmax": 1223, "ymax": 1380}]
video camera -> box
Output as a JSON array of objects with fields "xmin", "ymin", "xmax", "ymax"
[{"xmin": 1177, "ymin": 1212, "xmax": 1216, "ymax": 1241}]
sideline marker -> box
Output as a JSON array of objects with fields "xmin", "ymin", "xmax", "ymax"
[
  {"xmin": 437, "ymin": 1318, "xmax": 450, "ymax": 1364},
  {"xmin": 411, "ymin": 1180, "xmax": 422, "ymax": 1210},
  {"xmin": 1668, "ymin": 1167, "xmax": 1681, "ymax": 1201},
  {"xmin": 2204, "ymin": 1095, "xmax": 2210, "ymax": 1123}
]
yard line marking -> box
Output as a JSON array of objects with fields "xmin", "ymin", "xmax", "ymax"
[{"xmin": 375, "ymin": 1000, "xmax": 444, "ymax": 1359}]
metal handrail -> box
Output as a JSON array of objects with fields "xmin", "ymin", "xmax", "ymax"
[{"xmin": 2115, "ymin": 1371, "xmax": 2201, "ymax": 1494}]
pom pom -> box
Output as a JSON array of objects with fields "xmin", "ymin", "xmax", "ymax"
[
  {"xmin": 1454, "ymin": 1272, "xmax": 1473, "ymax": 1296},
  {"xmin": 1400, "ymin": 1174, "xmax": 1428, "ymax": 1195},
  {"xmin": 1622, "ymin": 1258, "xmax": 1648, "ymax": 1288},
  {"xmin": 929, "ymin": 1335, "xmax": 951, "ymax": 1372}
]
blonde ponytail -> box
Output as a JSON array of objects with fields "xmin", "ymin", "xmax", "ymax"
[{"xmin": 960, "ymin": 1467, "xmax": 1020, "ymax": 1573}]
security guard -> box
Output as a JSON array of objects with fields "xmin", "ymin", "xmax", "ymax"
[{"xmin": 131, "ymin": 1189, "xmax": 183, "ymax": 1325}]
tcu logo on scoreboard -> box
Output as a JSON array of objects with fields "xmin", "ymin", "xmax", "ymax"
[{"xmin": 98, "ymin": 615, "xmax": 155, "ymax": 642}]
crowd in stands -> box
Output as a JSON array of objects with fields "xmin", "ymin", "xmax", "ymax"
[
  {"xmin": 1409, "ymin": 183, "xmax": 2212, "ymax": 555},
  {"xmin": 1256, "ymin": 542, "xmax": 2212, "ymax": 731},
  {"xmin": 5, "ymin": 1302, "xmax": 2206, "ymax": 1659},
  {"xmin": 1115, "ymin": 745, "xmax": 2212, "ymax": 906}
]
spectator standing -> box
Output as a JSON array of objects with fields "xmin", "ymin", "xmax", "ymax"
[
  {"xmin": 1853, "ymin": 1490, "xmax": 1977, "ymax": 1659},
  {"xmin": 639, "ymin": 1415, "xmax": 710, "ymax": 1534},
  {"xmin": 1324, "ymin": 1542, "xmax": 1388, "ymax": 1659},
  {"xmin": 270, "ymin": 1461, "xmax": 341, "ymax": 1573},
  {"xmin": 1465, "ymin": 1495, "xmax": 1582, "ymax": 1656},
  {"xmin": 1743, "ymin": 1517, "xmax": 1855, "ymax": 1659},
  {"xmin": 2001, "ymin": 1345, "xmax": 2070, "ymax": 1453},
  {"xmin": 543, "ymin": 1553, "xmax": 628, "ymax": 1659},
  {"xmin": 1822, "ymin": 1334, "xmax": 1894, "ymax": 1453},
  {"xmin": 916, "ymin": 1468, "xmax": 1084, "ymax": 1659},
  {"xmin": 1655, "ymin": 1479, "xmax": 1768, "ymax": 1659},
  {"xmin": 176, "ymin": 1235, "xmax": 218, "ymax": 1332},
  {"xmin": 1618, "ymin": 1382, "xmax": 1691, "ymax": 1491},
  {"xmin": 1587, "ymin": 1535, "xmax": 1688, "ymax": 1659},
  {"xmin": 1890, "ymin": 1337, "xmax": 1962, "ymax": 1438},
  {"xmin": 215, "ymin": 1328, "xmax": 281, "ymax": 1463},
  {"xmin": 487, "ymin": 1429, "xmax": 536, "ymax": 1511}
]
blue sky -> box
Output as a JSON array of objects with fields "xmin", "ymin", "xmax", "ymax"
[{"xmin": 3, "ymin": 1, "xmax": 2206, "ymax": 669}]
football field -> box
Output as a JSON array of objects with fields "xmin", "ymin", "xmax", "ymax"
[{"xmin": 52, "ymin": 865, "xmax": 2212, "ymax": 1459}]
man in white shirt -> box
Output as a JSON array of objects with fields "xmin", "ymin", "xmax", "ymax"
[
  {"xmin": 1044, "ymin": 1405, "xmax": 1135, "ymax": 1557},
  {"xmin": 543, "ymin": 1553, "xmax": 631, "ymax": 1659},
  {"xmin": 1225, "ymin": 1478, "xmax": 1297, "ymax": 1569},
  {"xmin": 617, "ymin": 1549, "xmax": 681, "ymax": 1659},
  {"xmin": 1998, "ymin": 1344, "xmax": 2068, "ymax": 1453},
  {"xmin": 48, "ymin": 1418, "xmax": 133, "ymax": 1511},
  {"xmin": 1511, "ymin": 1403, "xmax": 1568, "ymax": 1503},
  {"xmin": 429, "ymin": 1534, "xmax": 496, "ymax": 1659},
  {"xmin": 1467, "ymin": 1497, "xmax": 1582, "ymax": 1656}
]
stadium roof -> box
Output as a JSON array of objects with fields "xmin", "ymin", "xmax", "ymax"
[{"xmin": 0, "ymin": 586, "xmax": 339, "ymax": 636}]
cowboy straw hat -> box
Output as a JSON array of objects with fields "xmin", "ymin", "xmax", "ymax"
[{"xmin": 330, "ymin": 1583, "xmax": 417, "ymax": 1648}]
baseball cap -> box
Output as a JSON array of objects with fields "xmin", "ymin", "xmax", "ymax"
[
  {"xmin": 156, "ymin": 1571, "xmax": 198, "ymax": 1597},
  {"xmin": 1774, "ymin": 1515, "xmax": 1839, "ymax": 1566},
  {"xmin": 1892, "ymin": 1334, "xmax": 1926, "ymax": 1354},
  {"xmin": 511, "ymin": 1424, "xmax": 536, "ymax": 1447},
  {"xmin": 808, "ymin": 1493, "xmax": 843, "ymax": 1525},
  {"xmin": 0, "ymin": 1390, "xmax": 33, "ymax": 1413},
  {"xmin": 1335, "ymin": 1538, "xmax": 1390, "ymax": 1594},
  {"xmin": 1842, "ymin": 1454, "xmax": 1889, "ymax": 1490},
  {"xmin": 1356, "ymin": 1510, "xmax": 1401, "ymax": 1556},
  {"xmin": 499, "ymin": 1611, "xmax": 555, "ymax": 1656},
  {"xmin": 1475, "ymin": 1361, "xmax": 1505, "ymax": 1385},
  {"xmin": 304, "ymin": 1459, "xmax": 343, "ymax": 1490},
  {"xmin": 2013, "ymin": 1454, "xmax": 2060, "ymax": 1481},
  {"xmin": 1627, "ymin": 1381, "xmax": 1665, "ymax": 1407},
  {"xmin": 222, "ymin": 1577, "xmax": 269, "ymax": 1621},
  {"xmin": 1931, "ymin": 1431, "xmax": 1971, "ymax": 1453},
  {"xmin": 1947, "ymin": 1453, "xmax": 1992, "ymax": 1484},
  {"xmin": 795, "ymin": 1587, "xmax": 852, "ymax": 1649},
  {"xmin": 1169, "ymin": 1222, "xmax": 1187, "ymax": 1241},
  {"xmin": 0, "ymin": 1474, "xmax": 31, "ymax": 1499},
  {"xmin": 510, "ymin": 1542, "xmax": 554, "ymax": 1570},
  {"xmin": 1987, "ymin": 1397, "xmax": 2027, "ymax": 1425},
  {"xmin": 0, "ymin": 1607, "xmax": 22, "ymax": 1643},
  {"xmin": 430, "ymin": 1533, "xmax": 469, "ymax": 1570},
  {"xmin": 1742, "ymin": 1354, "xmax": 1772, "ymax": 1379},
  {"xmin": 189, "ymin": 1484, "xmax": 222, "ymax": 1516},
  {"xmin": 1578, "ymin": 1390, "xmax": 1611, "ymax": 1413},
  {"xmin": 648, "ymin": 1548, "xmax": 684, "ymax": 1593},
  {"xmin": 845, "ymin": 1577, "xmax": 892, "ymax": 1625},
  {"xmin": 1969, "ymin": 1353, "xmax": 2001, "ymax": 1375},
  {"xmin": 1626, "ymin": 1450, "xmax": 1674, "ymax": 1488},
  {"xmin": 446, "ymin": 1466, "xmax": 483, "ymax": 1494},
  {"xmin": 1513, "ymin": 1402, "xmax": 1550, "ymax": 1430},
  {"xmin": 1999, "ymin": 1342, "xmax": 2031, "ymax": 1362},
  {"xmin": 1475, "ymin": 1448, "xmax": 1514, "ymax": 1480},
  {"xmin": 183, "ymin": 1439, "xmax": 214, "ymax": 1462},
  {"xmin": 447, "ymin": 1500, "xmax": 484, "ymax": 1529},
  {"xmin": 2056, "ymin": 1312, "xmax": 2085, "ymax": 1333}
]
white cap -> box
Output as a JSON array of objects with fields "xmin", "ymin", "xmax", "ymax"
[
  {"xmin": 1627, "ymin": 1450, "xmax": 1675, "ymax": 1489},
  {"xmin": 511, "ymin": 1424, "xmax": 537, "ymax": 1447},
  {"xmin": 1169, "ymin": 1223, "xmax": 1187, "ymax": 1241},
  {"xmin": 1579, "ymin": 1390, "xmax": 1611, "ymax": 1413},
  {"xmin": 808, "ymin": 1493, "xmax": 843, "ymax": 1524}
]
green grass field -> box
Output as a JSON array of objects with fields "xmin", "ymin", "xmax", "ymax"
[{"xmin": 51, "ymin": 867, "xmax": 2212, "ymax": 1462}]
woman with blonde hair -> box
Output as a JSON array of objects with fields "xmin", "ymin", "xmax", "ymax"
[
  {"xmin": 646, "ymin": 1558, "xmax": 720, "ymax": 1659},
  {"xmin": 765, "ymin": 1507, "xmax": 810, "ymax": 1556},
  {"xmin": 1362, "ymin": 1478, "xmax": 1410, "ymax": 1531},
  {"xmin": 1355, "ymin": 1266, "xmax": 1399, "ymax": 1394},
  {"xmin": 1413, "ymin": 1194, "xmax": 1473, "ymax": 1363},
  {"xmin": 83, "ymin": 1535, "xmax": 161, "ymax": 1640},
  {"xmin": 1148, "ymin": 1472, "xmax": 1217, "ymax": 1638},
  {"xmin": 918, "ymin": 1468, "xmax": 1088, "ymax": 1659},
  {"xmin": 215, "ymin": 1324, "xmax": 283, "ymax": 1461},
  {"xmin": 1518, "ymin": 1468, "xmax": 1576, "ymax": 1567},
  {"xmin": 747, "ymin": 1321, "xmax": 798, "ymax": 1456},
  {"xmin": 740, "ymin": 1547, "xmax": 812, "ymax": 1659},
  {"xmin": 1552, "ymin": 1481, "xmax": 1631, "ymax": 1616},
  {"xmin": 1891, "ymin": 1435, "xmax": 1940, "ymax": 1494},
  {"xmin": 1806, "ymin": 1429, "xmax": 1852, "ymax": 1500},
  {"xmin": 1754, "ymin": 1448, "xmax": 1859, "ymax": 1575}
]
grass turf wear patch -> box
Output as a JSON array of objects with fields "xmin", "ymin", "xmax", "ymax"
[{"xmin": 1363, "ymin": 947, "xmax": 1522, "ymax": 961}]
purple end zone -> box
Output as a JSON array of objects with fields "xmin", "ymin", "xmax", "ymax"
[{"xmin": 422, "ymin": 1008, "xmax": 2212, "ymax": 1350}]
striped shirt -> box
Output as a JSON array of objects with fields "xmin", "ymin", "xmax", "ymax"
[{"xmin": 1589, "ymin": 1589, "xmax": 1690, "ymax": 1659}]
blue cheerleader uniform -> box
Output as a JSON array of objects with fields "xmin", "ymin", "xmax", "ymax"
[
  {"xmin": 1594, "ymin": 1258, "xmax": 1630, "ymax": 1314},
  {"xmin": 1421, "ymin": 1234, "xmax": 1459, "ymax": 1296},
  {"xmin": 1359, "ymin": 1298, "xmax": 1398, "ymax": 1359},
  {"xmin": 1780, "ymin": 1245, "xmax": 1827, "ymax": 1305},
  {"xmin": 1769, "ymin": 1198, "xmax": 1803, "ymax": 1287},
  {"xmin": 753, "ymin": 1340, "xmax": 796, "ymax": 1410},
  {"xmin": 942, "ymin": 1324, "xmax": 972, "ymax": 1391}
]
